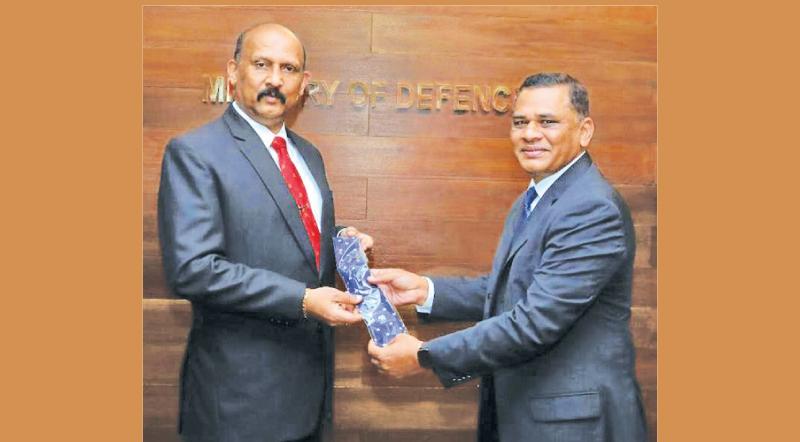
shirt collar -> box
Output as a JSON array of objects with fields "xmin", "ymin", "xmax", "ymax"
[
  {"xmin": 527, "ymin": 150, "xmax": 587, "ymax": 196},
  {"xmin": 232, "ymin": 101, "xmax": 289, "ymax": 148}
]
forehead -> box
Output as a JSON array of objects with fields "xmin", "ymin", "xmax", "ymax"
[
  {"xmin": 241, "ymin": 27, "xmax": 303, "ymax": 63},
  {"xmin": 513, "ymin": 85, "xmax": 573, "ymax": 116}
]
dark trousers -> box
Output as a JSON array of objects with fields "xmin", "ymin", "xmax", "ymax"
[
  {"xmin": 286, "ymin": 426, "xmax": 320, "ymax": 442},
  {"xmin": 478, "ymin": 376, "xmax": 499, "ymax": 442},
  {"xmin": 180, "ymin": 424, "xmax": 320, "ymax": 442}
]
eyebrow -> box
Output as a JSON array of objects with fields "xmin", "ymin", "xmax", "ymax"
[
  {"xmin": 251, "ymin": 54, "xmax": 300, "ymax": 65},
  {"xmin": 512, "ymin": 113, "xmax": 558, "ymax": 120}
]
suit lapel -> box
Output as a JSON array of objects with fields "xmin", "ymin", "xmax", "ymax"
[
  {"xmin": 485, "ymin": 153, "xmax": 594, "ymax": 317},
  {"xmin": 223, "ymin": 106, "xmax": 318, "ymax": 273},
  {"xmin": 483, "ymin": 195, "xmax": 524, "ymax": 318},
  {"xmin": 492, "ymin": 193, "xmax": 525, "ymax": 275},
  {"xmin": 502, "ymin": 153, "xmax": 594, "ymax": 267}
]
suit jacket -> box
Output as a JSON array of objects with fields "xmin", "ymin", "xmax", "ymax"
[
  {"xmin": 425, "ymin": 154, "xmax": 647, "ymax": 442},
  {"xmin": 158, "ymin": 105, "xmax": 338, "ymax": 442}
]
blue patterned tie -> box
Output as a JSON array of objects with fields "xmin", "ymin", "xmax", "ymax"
[
  {"xmin": 513, "ymin": 186, "xmax": 539, "ymax": 237},
  {"xmin": 333, "ymin": 236, "xmax": 407, "ymax": 346}
]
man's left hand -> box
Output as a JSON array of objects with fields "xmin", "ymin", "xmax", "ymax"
[
  {"xmin": 367, "ymin": 333, "xmax": 426, "ymax": 378},
  {"xmin": 339, "ymin": 226, "xmax": 374, "ymax": 252}
]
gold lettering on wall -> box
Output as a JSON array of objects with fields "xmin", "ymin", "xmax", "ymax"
[
  {"xmin": 310, "ymin": 80, "xmax": 340, "ymax": 106},
  {"xmin": 202, "ymin": 75, "xmax": 233, "ymax": 103},
  {"xmin": 492, "ymin": 85, "xmax": 512, "ymax": 113},
  {"xmin": 306, "ymin": 81, "xmax": 323, "ymax": 105},
  {"xmin": 396, "ymin": 81, "xmax": 415, "ymax": 109},
  {"xmin": 416, "ymin": 83, "xmax": 434, "ymax": 110},
  {"xmin": 202, "ymin": 75, "xmax": 515, "ymax": 113},
  {"xmin": 453, "ymin": 85, "xmax": 472, "ymax": 112},
  {"xmin": 370, "ymin": 81, "xmax": 388, "ymax": 108},
  {"xmin": 349, "ymin": 81, "xmax": 369, "ymax": 107},
  {"xmin": 473, "ymin": 85, "xmax": 492, "ymax": 112},
  {"xmin": 435, "ymin": 84, "xmax": 452, "ymax": 111}
]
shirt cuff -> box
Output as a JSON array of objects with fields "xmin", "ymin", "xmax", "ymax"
[{"xmin": 415, "ymin": 277, "xmax": 435, "ymax": 314}]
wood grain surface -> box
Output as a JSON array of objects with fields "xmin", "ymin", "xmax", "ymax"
[{"xmin": 143, "ymin": 5, "xmax": 657, "ymax": 441}]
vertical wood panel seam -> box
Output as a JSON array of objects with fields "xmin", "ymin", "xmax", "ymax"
[
  {"xmin": 367, "ymin": 12, "xmax": 374, "ymax": 138},
  {"xmin": 369, "ymin": 12, "xmax": 374, "ymax": 55},
  {"xmin": 364, "ymin": 177, "xmax": 370, "ymax": 221}
]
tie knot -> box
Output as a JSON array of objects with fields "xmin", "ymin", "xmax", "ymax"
[{"xmin": 271, "ymin": 136, "xmax": 287, "ymax": 152}]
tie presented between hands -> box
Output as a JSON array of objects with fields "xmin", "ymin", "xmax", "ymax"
[{"xmin": 271, "ymin": 136, "xmax": 320, "ymax": 270}]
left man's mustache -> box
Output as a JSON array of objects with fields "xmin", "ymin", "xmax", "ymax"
[{"xmin": 257, "ymin": 87, "xmax": 287, "ymax": 104}]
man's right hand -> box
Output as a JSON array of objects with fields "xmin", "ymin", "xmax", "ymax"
[
  {"xmin": 303, "ymin": 287, "xmax": 363, "ymax": 326},
  {"xmin": 367, "ymin": 268, "xmax": 429, "ymax": 307}
]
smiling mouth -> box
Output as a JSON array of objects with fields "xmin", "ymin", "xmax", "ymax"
[{"xmin": 521, "ymin": 147, "xmax": 549, "ymax": 158}]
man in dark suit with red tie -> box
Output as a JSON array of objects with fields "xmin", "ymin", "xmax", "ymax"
[{"xmin": 158, "ymin": 23, "xmax": 370, "ymax": 442}]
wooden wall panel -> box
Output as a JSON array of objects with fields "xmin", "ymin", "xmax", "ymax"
[
  {"xmin": 366, "ymin": 93, "xmax": 655, "ymax": 144},
  {"xmin": 309, "ymin": 134, "xmax": 655, "ymax": 185},
  {"xmin": 143, "ymin": 5, "xmax": 657, "ymax": 441},
  {"xmin": 144, "ymin": 257, "xmax": 170, "ymax": 298},
  {"xmin": 144, "ymin": 215, "xmax": 656, "ymax": 292},
  {"xmin": 325, "ymin": 5, "xmax": 657, "ymax": 26},
  {"xmin": 334, "ymin": 387, "xmax": 479, "ymax": 431},
  {"xmin": 144, "ymin": 130, "xmax": 654, "ymax": 199},
  {"xmin": 144, "ymin": 384, "xmax": 179, "ymax": 432},
  {"xmin": 143, "ymin": 46, "xmax": 656, "ymax": 143},
  {"xmin": 145, "ymin": 252, "xmax": 657, "ymax": 307},
  {"xmin": 144, "ymin": 87, "xmax": 371, "ymax": 136},
  {"xmin": 633, "ymin": 267, "xmax": 657, "ymax": 307},
  {"xmin": 143, "ymin": 184, "xmax": 655, "ymax": 258},
  {"xmin": 365, "ymin": 180, "xmax": 656, "ymax": 224},
  {"xmin": 144, "ymin": 43, "xmax": 656, "ymax": 89},
  {"xmin": 371, "ymin": 13, "xmax": 656, "ymax": 62},
  {"xmin": 144, "ymin": 426, "xmax": 181, "ymax": 442},
  {"xmin": 143, "ymin": 6, "xmax": 373, "ymax": 55},
  {"xmin": 144, "ymin": 184, "xmax": 656, "ymax": 302},
  {"xmin": 144, "ymin": 299, "xmax": 657, "ymax": 437}
]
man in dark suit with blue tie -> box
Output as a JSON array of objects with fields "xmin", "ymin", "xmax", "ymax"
[
  {"xmin": 368, "ymin": 73, "xmax": 647, "ymax": 441},
  {"xmin": 158, "ymin": 23, "xmax": 371, "ymax": 442}
]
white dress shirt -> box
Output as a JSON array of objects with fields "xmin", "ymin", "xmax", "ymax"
[
  {"xmin": 232, "ymin": 101, "xmax": 323, "ymax": 231},
  {"xmin": 416, "ymin": 151, "xmax": 587, "ymax": 313}
]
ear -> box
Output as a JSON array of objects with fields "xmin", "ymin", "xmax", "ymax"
[
  {"xmin": 226, "ymin": 59, "xmax": 239, "ymax": 88},
  {"xmin": 579, "ymin": 117, "xmax": 595, "ymax": 148},
  {"xmin": 300, "ymin": 70, "xmax": 312, "ymax": 97}
]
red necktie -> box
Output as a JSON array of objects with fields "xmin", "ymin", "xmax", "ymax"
[{"xmin": 271, "ymin": 136, "xmax": 320, "ymax": 270}]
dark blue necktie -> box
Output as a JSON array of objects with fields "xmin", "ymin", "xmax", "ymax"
[{"xmin": 513, "ymin": 186, "xmax": 539, "ymax": 237}]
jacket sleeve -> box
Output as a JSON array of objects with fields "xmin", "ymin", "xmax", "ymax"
[
  {"xmin": 157, "ymin": 138, "xmax": 307, "ymax": 321},
  {"xmin": 424, "ymin": 274, "xmax": 490, "ymax": 322},
  {"xmin": 425, "ymin": 197, "xmax": 628, "ymax": 387}
]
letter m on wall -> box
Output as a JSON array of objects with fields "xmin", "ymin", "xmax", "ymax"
[{"xmin": 202, "ymin": 75, "xmax": 233, "ymax": 103}]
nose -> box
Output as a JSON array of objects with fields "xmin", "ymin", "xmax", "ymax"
[
  {"xmin": 265, "ymin": 65, "xmax": 284, "ymax": 88},
  {"xmin": 522, "ymin": 123, "xmax": 542, "ymax": 142}
]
